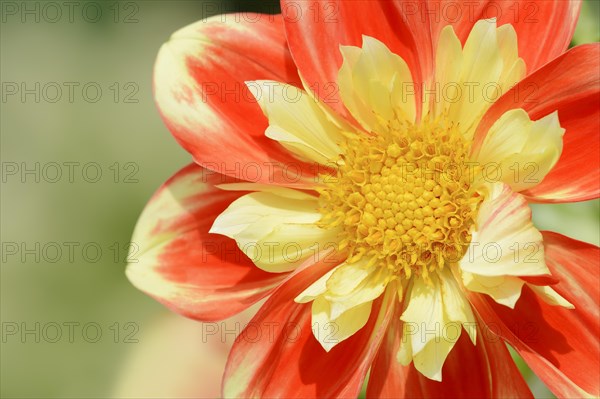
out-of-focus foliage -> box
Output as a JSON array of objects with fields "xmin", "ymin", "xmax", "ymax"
[{"xmin": 573, "ymin": 0, "xmax": 600, "ymax": 45}]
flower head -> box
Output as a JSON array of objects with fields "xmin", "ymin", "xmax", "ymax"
[{"xmin": 127, "ymin": 2, "xmax": 599, "ymax": 398}]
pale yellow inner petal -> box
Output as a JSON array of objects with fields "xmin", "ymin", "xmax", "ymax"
[
  {"xmin": 248, "ymin": 80, "xmax": 345, "ymax": 164},
  {"xmin": 398, "ymin": 269, "xmax": 476, "ymax": 381},
  {"xmin": 210, "ymin": 189, "xmax": 337, "ymax": 273},
  {"xmin": 474, "ymin": 109, "xmax": 565, "ymax": 192},
  {"xmin": 338, "ymin": 36, "xmax": 416, "ymax": 132},
  {"xmin": 429, "ymin": 19, "xmax": 526, "ymax": 141}
]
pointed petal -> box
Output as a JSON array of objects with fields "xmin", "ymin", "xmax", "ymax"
[
  {"xmin": 473, "ymin": 44, "xmax": 600, "ymax": 202},
  {"xmin": 399, "ymin": 270, "xmax": 476, "ymax": 381},
  {"xmin": 428, "ymin": 25, "xmax": 463, "ymax": 119},
  {"xmin": 528, "ymin": 284, "xmax": 573, "ymax": 308},
  {"xmin": 368, "ymin": 304, "xmax": 532, "ymax": 398},
  {"xmin": 126, "ymin": 164, "xmax": 287, "ymax": 321},
  {"xmin": 154, "ymin": 14, "xmax": 316, "ymax": 185},
  {"xmin": 439, "ymin": 19, "xmax": 524, "ymax": 140},
  {"xmin": 311, "ymin": 297, "xmax": 372, "ymax": 352}
]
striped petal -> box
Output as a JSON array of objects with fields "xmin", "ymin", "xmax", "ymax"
[
  {"xmin": 126, "ymin": 164, "xmax": 286, "ymax": 321},
  {"xmin": 459, "ymin": 183, "xmax": 558, "ymax": 308},
  {"xmin": 154, "ymin": 14, "xmax": 316, "ymax": 185}
]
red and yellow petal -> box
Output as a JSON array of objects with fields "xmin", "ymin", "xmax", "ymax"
[
  {"xmin": 222, "ymin": 259, "xmax": 395, "ymax": 398},
  {"xmin": 154, "ymin": 14, "xmax": 316, "ymax": 185},
  {"xmin": 281, "ymin": 0, "xmax": 580, "ymax": 123},
  {"xmin": 459, "ymin": 183, "xmax": 554, "ymax": 308},
  {"xmin": 469, "ymin": 232, "xmax": 600, "ymax": 398},
  {"xmin": 125, "ymin": 164, "xmax": 287, "ymax": 321},
  {"xmin": 428, "ymin": 0, "xmax": 580, "ymax": 73},
  {"xmin": 368, "ymin": 307, "xmax": 532, "ymax": 398},
  {"xmin": 281, "ymin": 0, "xmax": 433, "ymax": 121},
  {"xmin": 473, "ymin": 44, "xmax": 600, "ymax": 203}
]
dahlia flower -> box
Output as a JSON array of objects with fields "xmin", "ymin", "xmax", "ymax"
[{"xmin": 127, "ymin": 1, "xmax": 599, "ymax": 397}]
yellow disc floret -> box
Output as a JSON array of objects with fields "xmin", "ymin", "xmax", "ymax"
[{"xmin": 318, "ymin": 116, "xmax": 483, "ymax": 282}]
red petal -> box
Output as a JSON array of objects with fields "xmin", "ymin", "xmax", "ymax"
[
  {"xmin": 519, "ymin": 274, "xmax": 560, "ymax": 286},
  {"xmin": 281, "ymin": 0, "xmax": 433, "ymax": 120},
  {"xmin": 469, "ymin": 232, "xmax": 600, "ymax": 397},
  {"xmin": 473, "ymin": 44, "xmax": 600, "ymax": 203},
  {"xmin": 223, "ymin": 259, "xmax": 395, "ymax": 398},
  {"xmin": 428, "ymin": 0, "xmax": 580, "ymax": 73},
  {"xmin": 367, "ymin": 305, "xmax": 531, "ymax": 398},
  {"xmin": 154, "ymin": 14, "xmax": 316, "ymax": 185},
  {"xmin": 542, "ymin": 231, "xmax": 600, "ymax": 343},
  {"xmin": 126, "ymin": 164, "xmax": 287, "ymax": 321}
]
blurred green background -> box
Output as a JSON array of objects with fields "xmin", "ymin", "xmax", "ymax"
[{"xmin": 0, "ymin": 0, "xmax": 598, "ymax": 397}]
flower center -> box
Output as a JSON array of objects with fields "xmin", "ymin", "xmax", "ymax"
[{"xmin": 318, "ymin": 117, "xmax": 482, "ymax": 281}]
